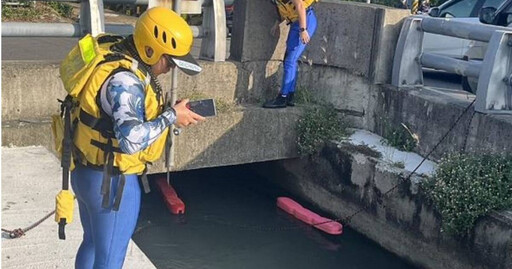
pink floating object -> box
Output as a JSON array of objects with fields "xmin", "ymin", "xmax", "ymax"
[{"xmin": 277, "ymin": 197, "xmax": 343, "ymax": 235}]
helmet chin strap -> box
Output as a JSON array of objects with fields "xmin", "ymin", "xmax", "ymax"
[{"xmin": 115, "ymin": 36, "xmax": 164, "ymax": 104}]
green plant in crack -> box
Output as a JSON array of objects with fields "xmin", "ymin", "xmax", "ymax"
[
  {"xmin": 48, "ymin": 1, "xmax": 73, "ymax": 18},
  {"xmin": 422, "ymin": 153, "xmax": 512, "ymax": 236},
  {"xmin": 379, "ymin": 117, "xmax": 417, "ymax": 152},
  {"xmin": 392, "ymin": 161, "xmax": 405, "ymax": 169},
  {"xmin": 294, "ymin": 86, "xmax": 317, "ymax": 105},
  {"xmin": 296, "ymin": 105, "xmax": 349, "ymax": 156}
]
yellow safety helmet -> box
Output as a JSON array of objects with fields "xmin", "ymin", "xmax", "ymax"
[{"xmin": 134, "ymin": 7, "xmax": 201, "ymax": 75}]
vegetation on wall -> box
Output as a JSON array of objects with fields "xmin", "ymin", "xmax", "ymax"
[
  {"xmin": 296, "ymin": 105, "xmax": 349, "ymax": 156},
  {"xmin": 47, "ymin": 1, "xmax": 73, "ymax": 18},
  {"xmin": 2, "ymin": 1, "xmax": 74, "ymax": 21},
  {"xmin": 423, "ymin": 153, "xmax": 512, "ymax": 236},
  {"xmin": 379, "ymin": 117, "xmax": 418, "ymax": 152}
]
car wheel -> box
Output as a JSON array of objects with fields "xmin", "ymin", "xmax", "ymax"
[
  {"xmin": 461, "ymin": 55, "xmax": 478, "ymax": 94},
  {"xmin": 461, "ymin": 75, "xmax": 477, "ymax": 94}
]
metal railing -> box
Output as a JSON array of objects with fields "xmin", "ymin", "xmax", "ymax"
[
  {"xmin": 392, "ymin": 16, "xmax": 512, "ymax": 114},
  {"xmin": 1, "ymin": 0, "xmax": 226, "ymax": 61}
]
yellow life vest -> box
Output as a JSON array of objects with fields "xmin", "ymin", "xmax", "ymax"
[
  {"xmin": 274, "ymin": 0, "xmax": 318, "ymax": 23},
  {"xmin": 58, "ymin": 34, "xmax": 168, "ymax": 175}
]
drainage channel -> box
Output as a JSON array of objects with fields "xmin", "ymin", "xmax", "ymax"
[{"xmin": 133, "ymin": 165, "xmax": 417, "ymax": 269}]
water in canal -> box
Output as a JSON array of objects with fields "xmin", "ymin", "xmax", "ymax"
[{"xmin": 133, "ymin": 165, "xmax": 417, "ymax": 269}]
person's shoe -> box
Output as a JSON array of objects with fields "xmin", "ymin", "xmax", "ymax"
[
  {"xmin": 263, "ymin": 94, "xmax": 287, "ymax": 108},
  {"xmin": 287, "ymin": 92, "xmax": 295, "ymax": 107}
]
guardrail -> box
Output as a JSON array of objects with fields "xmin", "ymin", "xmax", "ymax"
[
  {"xmin": 392, "ymin": 16, "xmax": 512, "ymax": 114},
  {"xmin": 1, "ymin": 0, "xmax": 226, "ymax": 61}
]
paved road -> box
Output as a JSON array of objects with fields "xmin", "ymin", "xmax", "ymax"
[{"xmin": 2, "ymin": 37, "xmax": 229, "ymax": 62}]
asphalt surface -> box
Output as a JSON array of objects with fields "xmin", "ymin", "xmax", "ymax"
[{"xmin": 2, "ymin": 37, "xmax": 229, "ymax": 63}]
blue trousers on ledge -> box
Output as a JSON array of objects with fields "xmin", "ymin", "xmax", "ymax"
[
  {"xmin": 281, "ymin": 8, "xmax": 318, "ymax": 95},
  {"xmin": 71, "ymin": 165, "xmax": 141, "ymax": 269}
]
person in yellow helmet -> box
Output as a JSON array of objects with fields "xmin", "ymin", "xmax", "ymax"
[
  {"xmin": 69, "ymin": 7, "xmax": 204, "ymax": 269},
  {"xmin": 263, "ymin": 0, "xmax": 318, "ymax": 108}
]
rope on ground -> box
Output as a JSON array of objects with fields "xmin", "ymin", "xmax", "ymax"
[{"xmin": 1, "ymin": 210, "xmax": 55, "ymax": 239}]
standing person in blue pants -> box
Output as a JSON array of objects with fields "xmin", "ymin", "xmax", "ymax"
[
  {"xmin": 62, "ymin": 7, "xmax": 205, "ymax": 269},
  {"xmin": 263, "ymin": 0, "xmax": 318, "ymax": 108}
]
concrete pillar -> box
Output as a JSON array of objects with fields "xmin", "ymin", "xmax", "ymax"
[{"xmin": 229, "ymin": 0, "xmax": 288, "ymax": 62}]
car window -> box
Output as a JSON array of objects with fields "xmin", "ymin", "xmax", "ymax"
[
  {"xmin": 482, "ymin": 0, "xmax": 505, "ymax": 8},
  {"xmin": 441, "ymin": 0, "xmax": 479, "ymax": 17}
]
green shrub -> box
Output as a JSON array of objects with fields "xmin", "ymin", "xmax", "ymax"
[
  {"xmin": 2, "ymin": 2, "xmax": 40, "ymax": 20},
  {"xmin": 379, "ymin": 117, "xmax": 417, "ymax": 152},
  {"xmin": 423, "ymin": 154, "xmax": 512, "ymax": 236},
  {"xmin": 294, "ymin": 86, "xmax": 316, "ymax": 105},
  {"xmin": 48, "ymin": 2, "xmax": 73, "ymax": 18},
  {"xmin": 296, "ymin": 105, "xmax": 349, "ymax": 156}
]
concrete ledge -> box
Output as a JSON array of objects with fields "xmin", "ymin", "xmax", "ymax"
[
  {"xmin": 2, "ymin": 105, "xmax": 301, "ymax": 173},
  {"xmin": 252, "ymin": 141, "xmax": 512, "ymax": 269},
  {"xmin": 371, "ymin": 86, "xmax": 512, "ymax": 160}
]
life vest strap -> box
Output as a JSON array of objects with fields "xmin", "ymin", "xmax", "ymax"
[
  {"xmin": 112, "ymin": 174, "xmax": 126, "ymax": 211},
  {"xmin": 79, "ymin": 109, "xmax": 114, "ymax": 134},
  {"xmin": 141, "ymin": 165, "xmax": 151, "ymax": 194}
]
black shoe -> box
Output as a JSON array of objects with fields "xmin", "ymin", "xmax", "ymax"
[
  {"xmin": 263, "ymin": 95, "xmax": 287, "ymax": 108},
  {"xmin": 287, "ymin": 92, "xmax": 295, "ymax": 107}
]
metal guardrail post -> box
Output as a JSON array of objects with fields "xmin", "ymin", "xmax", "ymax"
[
  {"xmin": 476, "ymin": 30, "xmax": 512, "ymax": 114},
  {"xmin": 167, "ymin": 0, "xmax": 182, "ymax": 169},
  {"xmin": 79, "ymin": 0, "xmax": 105, "ymax": 36},
  {"xmin": 200, "ymin": 0, "xmax": 226, "ymax": 61},
  {"xmin": 392, "ymin": 17, "xmax": 423, "ymax": 87}
]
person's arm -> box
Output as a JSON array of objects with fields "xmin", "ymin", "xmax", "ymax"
[
  {"xmin": 291, "ymin": 0, "xmax": 310, "ymax": 44},
  {"xmin": 105, "ymin": 71, "xmax": 176, "ymax": 154}
]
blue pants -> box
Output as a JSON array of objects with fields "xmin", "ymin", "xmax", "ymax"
[
  {"xmin": 281, "ymin": 8, "xmax": 318, "ymax": 95},
  {"xmin": 71, "ymin": 165, "xmax": 141, "ymax": 269}
]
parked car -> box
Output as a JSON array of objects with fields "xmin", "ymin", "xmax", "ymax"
[
  {"xmin": 422, "ymin": 0, "xmax": 505, "ymax": 93},
  {"xmin": 458, "ymin": 0, "xmax": 512, "ymax": 92},
  {"xmin": 479, "ymin": 0, "xmax": 512, "ymax": 26},
  {"xmin": 225, "ymin": 0, "xmax": 234, "ymax": 36},
  {"xmin": 423, "ymin": 0, "xmax": 505, "ymax": 59}
]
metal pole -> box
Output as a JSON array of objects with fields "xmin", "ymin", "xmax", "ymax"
[
  {"xmin": 2, "ymin": 23, "xmax": 196, "ymax": 37},
  {"xmin": 421, "ymin": 53, "xmax": 481, "ymax": 78},
  {"xmin": 167, "ymin": 0, "xmax": 182, "ymax": 183},
  {"xmin": 420, "ymin": 16, "xmax": 510, "ymax": 43},
  {"xmin": 2, "ymin": 23, "xmax": 81, "ymax": 37}
]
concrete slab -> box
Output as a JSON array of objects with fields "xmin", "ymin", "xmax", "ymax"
[{"xmin": 1, "ymin": 146, "xmax": 156, "ymax": 269}]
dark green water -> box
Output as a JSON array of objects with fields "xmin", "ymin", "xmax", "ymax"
[{"xmin": 133, "ymin": 165, "xmax": 417, "ymax": 269}]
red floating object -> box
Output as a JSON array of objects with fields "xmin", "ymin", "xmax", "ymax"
[
  {"xmin": 155, "ymin": 177, "xmax": 185, "ymax": 214},
  {"xmin": 277, "ymin": 197, "xmax": 343, "ymax": 235}
]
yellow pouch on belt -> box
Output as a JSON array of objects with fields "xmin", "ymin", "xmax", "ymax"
[
  {"xmin": 51, "ymin": 114, "xmax": 75, "ymax": 171},
  {"xmin": 55, "ymin": 190, "xmax": 75, "ymax": 224}
]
